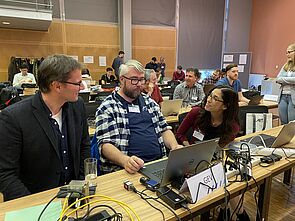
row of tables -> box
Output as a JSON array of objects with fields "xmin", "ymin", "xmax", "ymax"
[
  {"xmin": 88, "ymin": 100, "xmax": 279, "ymax": 136},
  {"xmin": 0, "ymin": 125, "xmax": 294, "ymax": 221}
]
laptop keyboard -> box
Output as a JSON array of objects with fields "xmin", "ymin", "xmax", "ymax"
[{"xmin": 152, "ymin": 168, "xmax": 165, "ymax": 179}]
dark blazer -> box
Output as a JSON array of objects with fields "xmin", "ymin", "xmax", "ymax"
[{"xmin": 0, "ymin": 92, "xmax": 90, "ymax": 201}]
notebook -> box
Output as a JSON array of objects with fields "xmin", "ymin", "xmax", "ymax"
[
  {"xmin": 139, "ymin": 138, "xmax": 219, "ymax": 188},
  {"xmin": 161, "ymin": 99, "xmax": 183, "ymax": 117},
  {"xmin": 241, "ymin": 121, "xmax": 295, "ymax": 148}
]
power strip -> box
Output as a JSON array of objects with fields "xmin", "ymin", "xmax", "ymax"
[{"xmin": 226, "ymin": 156, "xmax": 260, "ymax": 179}]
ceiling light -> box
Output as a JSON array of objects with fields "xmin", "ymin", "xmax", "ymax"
[{"xmin": 2, "ymin": 21, "xmax": 10, "ymax": 25}]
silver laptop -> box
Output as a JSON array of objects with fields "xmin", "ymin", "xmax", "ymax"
[
  {"xmin": 161, "ymin": 99, "xmax": 183, "ymax": 117},
  {"xmin": 140, "ymin": 138, "xmax": 219, "ymax": 187},
  {"xmin": 242, "ymin": 121, "xmax": 295, "ymax": 148}
]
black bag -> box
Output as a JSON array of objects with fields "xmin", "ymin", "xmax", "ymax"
[
  {"xmin": 242, "ymin": 90, "xmax": 260, "ymax": 99},
  {"xmin": 0, "ymin": 86, "xmax": 21, "ymax": 110}
]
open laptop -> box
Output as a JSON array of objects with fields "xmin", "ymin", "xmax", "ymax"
[
  {"xmin": 161, "ymin": 99, "xmax": 183, "ymax": 117},
  {"xmin": 248, "ymin": 95, "xmax": 264, "ymax": 105},
  {"xmin": 139, "ymin": 138, "xmax": 219, "ymax": 188},
  {"xmin": 241, "ymin": 121, "xmax": 295, "ymax": 148}
]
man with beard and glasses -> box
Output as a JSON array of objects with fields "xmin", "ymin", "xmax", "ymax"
[{"xmin": 95, "ymin": 60, "xmax": 181, "ymax": 174}]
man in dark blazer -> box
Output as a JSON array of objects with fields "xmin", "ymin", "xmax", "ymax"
[{"xmin": 0, "ymin": 54, "xmax": 91, "ymax": 201}]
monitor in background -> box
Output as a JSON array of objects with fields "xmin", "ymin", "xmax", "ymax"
[
  {"xmin": 248, "ymin": 73, "xmax": 266, "ymax": 90},
  {"xmin": 260, "ymin": 79, "xmax": 280, "ymax": 101},
  {"xmin": 260, "ymin": 79, "xmax": 280, "ymax": 95}
]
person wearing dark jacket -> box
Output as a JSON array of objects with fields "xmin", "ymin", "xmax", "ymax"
[
  {"xmin": 145, "ymin": 57, "xmax": 158, "ymax": 71},
  {"xmin": 0, "ymin": 54, "xmax": 91, "ymax": 201},
  {"xmin": 112, "ymin": 51, "xmax": 125, "ymax": 80}
]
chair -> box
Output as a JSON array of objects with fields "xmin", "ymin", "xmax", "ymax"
[
  {"xmin": 90, "ymin": 133, "xmax": 100, "ymax": 175},
  {"xmin": 79, "ymin": 92, "xmax": 90, "ymax": 102},
  {"xmin": 238, "ymin": 105, "xmax": 269, "ymax": 136},
  {"xmin": 168, "ymin": 80, "xmax": 181, "ymax": 88},
  {"xmin": 85, "ymin": 100, "xmax": 102, "ymax": 119},
  {"xmin": 203, "ymin": 84, "xmax": 215, "ymax": 95},
  {"xmin": 178, "ymin": 112, "xmax": 194, "ymax": 143},
  {"xmin": 101, "ymin": 83, "xmax": 117, "ymax": 89},
  {"xmin": 161, "ymin": 87, "xmax": 175, "ymax": 100},
  {"xmin": 96, "ymin": 91, "xmax": 112, "ymax": 102}
]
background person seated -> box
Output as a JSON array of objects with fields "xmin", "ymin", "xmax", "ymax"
[
  {"xmin": 142, "ymin": 69, "xmax": 163, "ymax": 107},
  {"xmin": 173, "ymin": 68, "xmax": 205, "ymax": 107},
  {"xmin": 202, "ymin": 69, "xmax": 221, "ymax": 85},
  {"xmin": 101, "ymin": 67, "xmax": 116, "ymax": 85},
  {"xmin": 12, "ymin": 63, "xmax": 36, "ymax": 87},
  {"xmin": 172, "ymin": 65, "xmax": 185, "ymax": 81},
  {"xmin": 145, "ymin": 57, "xmax": 158, "ymax": 71},
  {"xmin": 95, "ymin": 60, "xmax": 180, "ymax": 174},
  {"xmin": 81, "ymin": 68, "xmax": 92, "ymax": 79},
  {"xmin": 216, "ymin": 64, "xmax": 250, "ymax": 105}
]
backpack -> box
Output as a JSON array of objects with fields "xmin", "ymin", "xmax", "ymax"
[{"xmin": 0, "ymin": 86, "xmax": 21, "ymax": 110}]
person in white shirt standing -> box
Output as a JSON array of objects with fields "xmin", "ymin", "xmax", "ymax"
[
  {"xmin": 276, "ymin": 43, "xmax": 295, "ymax": 124},
  {"xmin": 12, "ymin": 63, "xmax": 36, "ymax": 87}
]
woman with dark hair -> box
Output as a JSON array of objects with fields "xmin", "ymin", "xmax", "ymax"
[
  {"xmin": 176, "ymin": 85, "xmax": 250, "ymax": 220},
  {"xmin": 276, "ymin": 43, "xmax": 295, "ymax": 124},
  {"xmin": 176, "ymin": 85, "xmax": 239, "ymax": 148}
]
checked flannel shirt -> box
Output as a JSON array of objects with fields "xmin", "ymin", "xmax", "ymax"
[{"xmin": 95, "ymin": 91, "xmax": 170, "ymax": 174}]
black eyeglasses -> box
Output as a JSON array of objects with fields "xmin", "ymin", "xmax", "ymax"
[
  {"xmin": 208, "ymin": 93, "xmax": 223, "ymax": 102},
  {"xmin": 286, "ymin": 50, "xmax": 295, "ymax": 54},
  {"xmin": 122, "ymin": 76, "xmax": 146, "ymax": 85},
  {"xmin": 62, "ymin": 81, "xmax": 84, "ymax": 87}
]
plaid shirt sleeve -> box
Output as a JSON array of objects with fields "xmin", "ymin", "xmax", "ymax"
[{"xmin": 95, "ymin": 94, "xmax": 129, "ymax": 173}]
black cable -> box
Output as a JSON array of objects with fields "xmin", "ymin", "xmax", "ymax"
[
  {"xmin": 230, "ymin": 180, "xmax": 249, "ymax": 221},
  {"xmin": 83, "ymin": 204, "xmax": 122, "ymax": 221},
  {"xmin": 252, "ymin": 176, "xmax": 262, "ymax": 221},
  {"xmin": 37, "ymin": 192, "xmax": 65, "ymax": 221},
  {"xmin": 37, "ymin": 190, "xmax": 89, "ymax": 221},
  {"xmin": 138, "ymin": 192, "xmax": 165, "ymax": 221},
  {"xmin": 135, "ymin": 188, "xmax": 181, "ymax": 221},
  {"xmin": 181, "ymin": 202, "xmax": 194, "ymax": 221},
  {"xmin": 194, "ymin": 159, "xmax": 212, "ymax": 174}
]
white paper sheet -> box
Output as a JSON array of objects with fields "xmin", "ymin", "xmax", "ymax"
[
  {"xmin": 238, "ymin": 65, "xmax": 244, "ymax": 72},
  {"xmin": 239, "ymin": 54, "xmax": 247, "ymax": 64},
  {"xmin": 83, "ymin": 56, "xmax": 94, "ymax": 64},
  {"xmin": 99, "ymin": 56, "xmax": 107, "ymax": 66},
  {"xmin": 223, "ymin": 55, "xmax": 234, "ymax": 62}
]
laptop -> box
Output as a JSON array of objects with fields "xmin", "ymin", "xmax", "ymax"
[
  {"xmin": 241, "ymin": 121, "xmax": 295, "ymax": 148},
  {"xmin": 139, "ymin": 138, "xmax": 219, "ymax": 188},
  {"xmin": 161, "ymin": 99, "xmax": 183, "ymax": 117},
  {"xmin": 248, "ymin": 95, "xmax": 264, "ymax": 105}
]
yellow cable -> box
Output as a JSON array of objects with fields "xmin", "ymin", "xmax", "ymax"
[
  {"xmin": 65, "ymin": 199, "xmax": 134, "ymax": 221},
  {"xmin": 59, "ymin": 196, "xmax": 68, "ymax": 220},
  {"xmin": 59, "ymin": 194, "xmax": 140, "ymax": 221}
]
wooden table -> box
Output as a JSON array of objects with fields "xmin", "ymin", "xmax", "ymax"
[
  {"xmin": 259, "ymin": 100, "xmax": 278, "ymax": 109},
  {"xmin": 5, "ymin": 126, "xmax": 290, "ymax": 221},
  {"xmin": 0, "ymin": 165, "xmax": 271, "ymax": 221}
]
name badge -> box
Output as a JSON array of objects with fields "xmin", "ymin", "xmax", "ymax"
[
  {"xmin": 193, "ymin": 130, "xmax": 204, "ymax": 141},
  {"xmin": 128, "ymin": 105, "xmax": 140, "ymax": 113},
  {"xmin": 192, "ymin": 96, "xmax": 198, "ymax": 101}
]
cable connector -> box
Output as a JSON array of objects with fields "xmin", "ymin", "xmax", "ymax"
[{"xmin": 123, "ymin": 180, "xmax": 136, "ymax": 192}]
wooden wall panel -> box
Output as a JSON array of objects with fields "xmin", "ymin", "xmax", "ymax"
[
  {"xmin": 0, "ymin": 21, "xmax": 176, "ymax": 82},
  {"xmin": 132, "ymin": 26, "xmax": 176, "ymax": 78}
]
